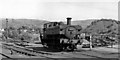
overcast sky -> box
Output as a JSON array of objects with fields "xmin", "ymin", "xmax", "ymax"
[{"xmin": 0, "ymin": 0, "xmax": 119, "ymax": 21}]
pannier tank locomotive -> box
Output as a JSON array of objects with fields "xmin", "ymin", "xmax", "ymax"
[{"xmin": 41, "ymin": 17, "xmax": 83, "ymax": 51}]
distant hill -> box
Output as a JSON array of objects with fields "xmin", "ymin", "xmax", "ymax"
[
  {"xmin": 72, "ymin": 19, "xmax": 96, "ymax": 28},
  {"xmin": 1, "ymin": 18, "xmax": 95, "ymax": 29},
  {"xmin": 1, "ymin": 18, "xmax": 119, "ymax": 36},
  {"xmin": 1, "ymin": 18, "xmax": 49, "ymax": 28},
  {"xmin": 83, "ymin": 19, "xmax": 119, "ymax": 35}
]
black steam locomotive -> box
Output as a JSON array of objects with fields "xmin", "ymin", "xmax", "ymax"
[{"xmin": 41, "ymin": 17, "xmax": 82, "ymax": 51}]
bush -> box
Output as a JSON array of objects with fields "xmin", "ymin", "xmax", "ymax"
[{"xmin": 19, "ymin": 32, "xmax": 32, "ymax": 41}]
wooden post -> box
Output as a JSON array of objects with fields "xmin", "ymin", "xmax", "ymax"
[{"xmin": 90, "ymin": 35, "xmax": 92, "ymax": 50}]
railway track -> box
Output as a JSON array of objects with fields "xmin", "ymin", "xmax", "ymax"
[
  {"xmin": 2, "ymin": 43, "xmax": 69, "ymax": 58},
  {"xmin": 0, "ymin": 53, "xmax": 11, "ymax": 58},
  {"xmin": 2, "ymin": 43, "xmax": 112, "ymax": 59}
]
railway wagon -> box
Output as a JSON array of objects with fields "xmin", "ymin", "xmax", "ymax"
[{"xmin": 41, "ymin": 17, "xmax": 82, "ymax": 51}]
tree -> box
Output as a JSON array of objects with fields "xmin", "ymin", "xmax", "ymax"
[
  {"xmin": 19, "ymin": 32, "xmax": 32, "ymax": 41},
  {"xmin": 9, "ymin": 26, "xmax": 15, "ymax": 30},
  {"xmin": 7, "ymin": 30, "xmax": 19, "ymax": 39}
]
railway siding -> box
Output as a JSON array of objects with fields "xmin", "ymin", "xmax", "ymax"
[{"xmin": 2, "ymin": 44, "xmax": 68, "ymax": 58}]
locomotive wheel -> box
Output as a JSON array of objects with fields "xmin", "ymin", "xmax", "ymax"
[
  {"xmin": 65, "ymin": 44, "xmax": 75, "ymax": 51},
  {"xmin": 43, "ymin": 43, "xmax": 48, "ymax": 48}
]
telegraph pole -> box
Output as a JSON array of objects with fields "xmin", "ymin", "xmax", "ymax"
[{"xmin": 6, "ymin": 18, "xmax": 8, "ymax": 40}]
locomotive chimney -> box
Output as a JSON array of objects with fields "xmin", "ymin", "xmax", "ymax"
[{"xmin": 67, "ymin": 17, "xmax": 72, "ymax": 25}]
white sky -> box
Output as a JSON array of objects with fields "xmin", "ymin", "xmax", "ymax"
[{"xmin": 0, "ymin": 0, "xmax": 119, "ymax": 21}]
